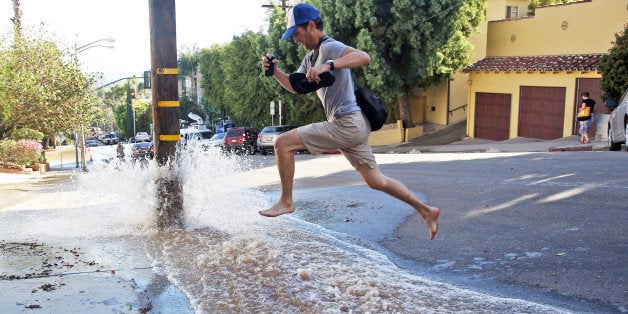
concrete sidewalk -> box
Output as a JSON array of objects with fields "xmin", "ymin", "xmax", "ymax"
[{"xmin": 374, "ymin": 134, "xmax": 608, "ymax": 154}]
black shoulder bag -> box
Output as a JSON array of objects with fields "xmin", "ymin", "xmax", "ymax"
[{"xmin": 353, "ymin": 75, "xmax": 388, "ymax": 131}]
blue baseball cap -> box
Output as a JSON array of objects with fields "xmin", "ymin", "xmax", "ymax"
[{"xmin": 281, "ymin": 3, "xmax": 321, "ymax": 40}]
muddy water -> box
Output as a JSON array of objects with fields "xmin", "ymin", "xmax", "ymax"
[{"xmin": 2, "ymin": 145, "xmax": 566, "ymax": 312}]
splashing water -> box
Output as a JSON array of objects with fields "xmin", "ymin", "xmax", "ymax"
[{"xmin": 2, "ymin": 144, "xmax": 567, "ymax": 313}]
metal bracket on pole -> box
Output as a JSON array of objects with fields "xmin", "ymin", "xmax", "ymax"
[
  {"xmin": 159, "ymin": 134, "xmax": 181, "ymax": 141},
  {"xmin": 157, "ymin": 101, "xmax": 180, "ymax": 107},
  {"xmin": 156, "ymin": 68, "xmax": 178, "ymax": 75}
]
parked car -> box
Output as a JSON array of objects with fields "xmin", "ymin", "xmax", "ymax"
[
  {"xmin": 256, "ymin": 125, "xmax": 296, "ymax": 155},
  {"xmin": 102, "ymin": 132, "xmax": 119, "ymax": 145},
  {"xmin": 85, "ymin": 139, "xmax": 99, "ymax": 147},
  {"xmin": 131, "ymin": 142, "xmax": 154, "ymax": 159},
  {"xmin": 179, "ymin": 127, "xmax": 213, "ymax": 149},
  {"xmin": 135, "ymin": 131, "xmax": 150, "ymax": 142},
  {"xmin": 608, "ymin": 88, "xmax": 628, "ymax": 151},
  {"xmin": 208, "ymin": 132, "xmax": 227, "ymax": 149},
  {"xmin": 224, "ymin": 127, "xmax": 259, "ymax": 155}
]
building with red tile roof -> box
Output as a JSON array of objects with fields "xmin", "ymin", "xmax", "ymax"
[{"xmin": 412, "ymin": 0, "xmax": 626, "ymax": 141}]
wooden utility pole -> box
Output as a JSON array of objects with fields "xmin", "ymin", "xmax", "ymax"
[{"xmin": 149, "ymin": 0, "xmax": 183, "ymax": 229}]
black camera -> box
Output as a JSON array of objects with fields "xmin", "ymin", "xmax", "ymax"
[{"xmin": 264, "ymin": 55, "xmax": 275, "ymax": 77}]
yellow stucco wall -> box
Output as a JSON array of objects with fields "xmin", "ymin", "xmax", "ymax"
[
  {"xmin": 409, "ymin": 95, "xmax": 426, "ymax": 124},
  {"xmin": 448, "ymin": 73, "xmax": 470, "ymax": 123},
  {"xmin": 466, "ymin": 70, "xmax": 602, "ymax": 138},
  {"xmin": 487, "ymin": 0, "xmax": 628, "ymax": 57},
  {"xmin": 424, "ymin": 81, "xmax": 449, "ymax": 125},
  {"xmin": 368, "ymin": 120, "xmax": 405, "ymax": 146}
]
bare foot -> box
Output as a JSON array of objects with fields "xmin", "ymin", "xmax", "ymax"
[
  {"xmin": 421, "ymin": 206, "xmax": 440, "ymax": 240},
  {"xmin": 259, "ymin": 201, "xmax": 295, "ymax": 217}
]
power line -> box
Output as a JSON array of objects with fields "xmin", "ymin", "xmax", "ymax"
[
  {"xmin": 261, "ymin": 0, "xmax": 292, "ymax": 12},
  {"xmin": 416, "ymin": 2, "xmax": 463, "ymax": 24}
]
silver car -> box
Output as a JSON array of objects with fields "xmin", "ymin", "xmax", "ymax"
[
  {"xmin": 208, "ymin": 132, "xmax": 226, "ymax": 148},
  {"xmin": 608, "ymin": 89, "xmax": 628, "ymax": 151},
  {"xmin": 256, "ymin": 125, "xmax": 295, "ymax": 155}
]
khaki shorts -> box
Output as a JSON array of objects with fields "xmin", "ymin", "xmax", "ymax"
[{"xmin": 297, "ymin": 112, "xmax": 377, "ymax": 170}]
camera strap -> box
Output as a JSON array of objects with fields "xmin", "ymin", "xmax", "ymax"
[{"xmin": 310, "ymin": 35, "xmax": 331, "ymax": 65}]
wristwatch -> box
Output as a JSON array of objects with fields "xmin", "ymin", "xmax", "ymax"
[{"xmin": 325, "ymin": 60, "xmax": 335, "ymax": 71}]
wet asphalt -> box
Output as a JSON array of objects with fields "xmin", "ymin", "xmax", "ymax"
[{"xmin": 249, "ymin": 136, "xmax": 627, "ymax": 312}]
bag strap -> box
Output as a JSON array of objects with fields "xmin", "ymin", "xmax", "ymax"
[
  {"xmin": 351, "ymin": 70, "xmax": 364, "ymax": 91},
  {"xmin": 310, "ymin": 35, "xmax": 331, "ymax": 64}
]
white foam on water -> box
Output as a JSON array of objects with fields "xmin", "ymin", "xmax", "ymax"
[
  {"xmin": 174, "ymin": 145, "xmax": 268, "ymax": 232},
  {"xmin": 1, "ymin": 145, "xmax": 569, "ymax": 312}
]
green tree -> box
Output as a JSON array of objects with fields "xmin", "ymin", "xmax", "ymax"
[
  {"xmin": 178, "ymin": 46, "xmax": 200, "ymax": 118},
  {"xmin": 197, "ymin": 1, "xmax": 484, "ymax": 128},
  {"xmin": 0, "ymin": 34, "xmax": 96, "ymax": 142},
  {"xmin": 528, "ymin": 0, "xmax": 579, "ymax": 15},
  {"xmin": 260, "ymin": 7, "xmax": 325, "ymax": 126},
  {"xmin": 199, "ymin": 44, "xmax": 228, "ymax": 124},
  {"xmin": 132, "ymin": 99, "xmax": 153, "ymax": 135},
  {"xmin": 309, "ymin": 0, "xmax": 486, "ymax": 127},
  {"xmin": 599, "ymin": 24, "xmax": 628, "ymax": 107},
  {"xmin": 98, "ymin": 80, "xmax": 154, "ymax": 139},
  {"xmin": 221, "ymin": 31, "xmax": 271, "ymax": 127},
  {"xmin": 97, "ymin": 83, "xmax": 126, "ymax": 133}
]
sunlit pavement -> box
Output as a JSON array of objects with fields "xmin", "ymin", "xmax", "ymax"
[{"xmin": 239, "ymin": 151, "xmax": 627, "ymax": 312}]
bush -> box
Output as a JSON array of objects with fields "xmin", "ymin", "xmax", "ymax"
[
  {"xmin": 0, "ymin": 140, "xmax": 19, "ymax": 163},
  {"xmin": 599, "ymin": 25, "xmax": 628, "ymax": 107},
  {"xmin": 0, "ymin": 139, "xmax": 44, "ymax": 166},
  {"xmin": 10, "ymin": 128, "xmax": 45, "ymax": 142}
]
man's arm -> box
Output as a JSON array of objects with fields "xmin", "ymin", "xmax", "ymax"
[
  {"xmin": 307, "ymin": 47, "xmax": 370, "ymax": 82},
  {"xmin": 273, "ymin": 67, "xmax": 298, "ymax": 94},
  {"xmin": 333, "ymin": 47, "xmax": 371, "ymax": 70},
  {"xmin": 262, "ymin": 55, "xmax": 297, "ymax": 94}
]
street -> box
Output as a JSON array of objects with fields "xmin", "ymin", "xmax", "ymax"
[
  {"xmin": 246, "ymin": 151, "xmax": 627, "ymax": 312},
  {"xmin": 1, "ymin": 149, "xmax": 626, "ymax": 312}
]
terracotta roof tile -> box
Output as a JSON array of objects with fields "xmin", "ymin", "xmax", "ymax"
[{"xmin": 463, "ymin": 54, "xmax": 605, "ymax": 73}]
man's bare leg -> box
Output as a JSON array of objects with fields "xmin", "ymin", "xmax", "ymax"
[
  {"xmin": 259, "ymin": 131, "xmax": 306, "ymax": 217},
  {"xmin": 358, "ymin": 166, "xmax": 440, "ymax": 240}
]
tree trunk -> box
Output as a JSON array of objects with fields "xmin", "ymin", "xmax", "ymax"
[
  {"xmin": 42, "ymin": 135, "xmax": 50, "ymax": 150},
  {"xmin": 12, "ymin": 0, "xmax": 22, "ymax": 39},
  {"xmin": 397, "ymin": 92, "xmax": 414, "ymax": 128},
  {"xmin": 191, "ymin": 70, "xmax": 198, "ymax": 105}
]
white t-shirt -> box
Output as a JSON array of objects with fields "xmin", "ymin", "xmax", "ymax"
[{"xmin": 298, "ymin": 37, "xmax": 361, "ymax": 121}]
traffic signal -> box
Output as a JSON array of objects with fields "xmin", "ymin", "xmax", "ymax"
[
  {"xmin": 129, "ymin": 88, "xmax": 136, "ymax": 99},
  {"xmin": 143, "ymin": 70, "xmax": 151, "ymax": 89}
]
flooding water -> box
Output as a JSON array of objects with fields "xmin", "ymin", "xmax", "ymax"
[{"xmin": 2, "ymin": 144, "xmax": 568, "ymax": 313}]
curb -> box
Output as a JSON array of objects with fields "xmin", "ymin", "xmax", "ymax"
[{"xmin": 548, "ymin": 145, "xmax": 593, "ymax": 152}]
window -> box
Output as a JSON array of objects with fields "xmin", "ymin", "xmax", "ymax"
[{"xmin": 507, "ymin": 6, "xmax": 519, "ymax": 19}]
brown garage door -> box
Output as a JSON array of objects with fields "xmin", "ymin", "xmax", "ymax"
[
  {"xmin": 519, "ymin": 86, "xmax": 565, "ymax": 140},
  {"xmin": 475, "ymin": 92, "xmax": 511, "ymax": 140}
]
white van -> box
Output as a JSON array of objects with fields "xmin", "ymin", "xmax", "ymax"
[{"xmin": 180, "ymin": 124, "xmax": 213, "ymax": 148}]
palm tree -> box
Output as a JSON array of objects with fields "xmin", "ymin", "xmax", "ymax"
[{"xmin": 178, "ymin": 48, "xmax": 200, "ymax": 104}]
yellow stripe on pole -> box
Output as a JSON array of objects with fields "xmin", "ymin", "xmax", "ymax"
[
  {"xmin": 159, "ymin": 134, "xmax": 181, "ymax": 141},
  {"xmin": 157, "ymin": 101, "xmax": 180, "ymax": 107},
  {"xmin": 156, "ymin": 68, "xmax": 178, "ymax": 75}
]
